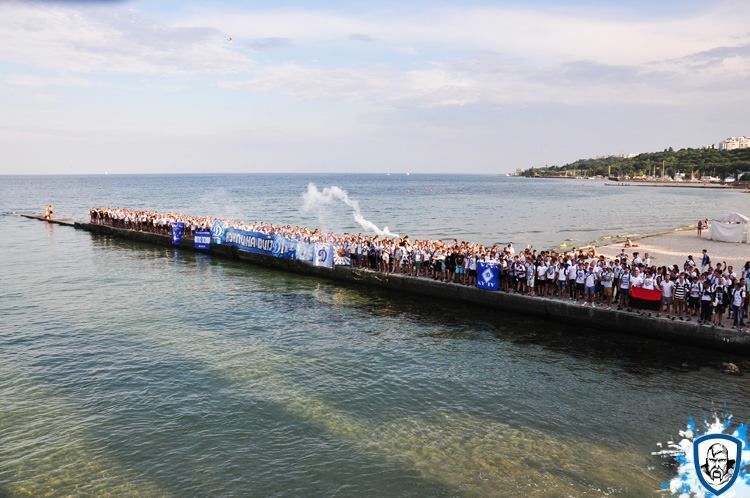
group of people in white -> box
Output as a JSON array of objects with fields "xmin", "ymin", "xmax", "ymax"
[{"xmin": 90, "ymin": 207, "xmax": 750, "ymax": 330}]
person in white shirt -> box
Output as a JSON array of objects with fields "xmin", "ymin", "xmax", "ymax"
[
  {"xmin": 600, "ymin": 264, "xmax": 614, "ymax": 307},
  {"xmin": 546, "ymin": 262, "xmax": 556, "ymax": 297},
  {"xmin": 567, "ymin": 262, "xmax": 578, "ymax": 300},
  {"xmin": 731, "ymin": 281, "xmax": 746, "ymax": 328},
  {"xmin": 660, "ymin": 274, "xmax": 674, "ymax": 314},
  {"xmin": 630, "ymin": 268, "xmax": 644, "ymax": 289},
  {"xmin": 584, "ymin": 263, "xmax": 598, "ymax": 306},
  {"xmin": 557, "ymin": 261, "xmax": 568, "ymax": 297},
  {"xmin": 618, "ymin": 267, "xmax": 631, "ymax": 309},
  {"xmin": 536, "ymin": 262, "xmax": 547, "ymax": 296},
  {"xmin": 641, "ymin": 272, "xmax": 656, "ymax": 290},
  {"xmin": 575, "ymin": 264, "xmax": 586, "ymax": 301}
]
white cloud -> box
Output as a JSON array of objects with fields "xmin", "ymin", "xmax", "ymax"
[
  {"xmin": 0, "ymin": 2, "xmax": 254, "ymax": 75},
  {"xmin": 6, "ymin": 73, "xmax": 90, "ymax": 87},
  {"xmin": 180, "ymin": 2, "xmax": 750, "ymax": 65}
]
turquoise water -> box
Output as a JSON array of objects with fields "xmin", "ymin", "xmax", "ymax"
[{"xmin": 1, "ymin": 174, "xmax": 750, "ymax": 497}]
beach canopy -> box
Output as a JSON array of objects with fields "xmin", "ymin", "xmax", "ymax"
[
  {"xmin": 714, "ymin": 212, "xmax": 750, "ymax": 224},
  {"xmin": 709, "ymin": 212, "xmax": 749, "ymax": 243}
]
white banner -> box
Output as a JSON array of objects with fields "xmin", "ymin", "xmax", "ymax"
[{"xmin": 296, "ymin": 242, "xmax": 315, "ymax": 262}]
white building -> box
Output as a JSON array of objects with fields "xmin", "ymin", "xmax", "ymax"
[{"xmin": 718, "ymin": 136, "xmax": 750, "ymax": 150}]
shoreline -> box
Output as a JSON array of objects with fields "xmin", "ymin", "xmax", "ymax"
[
  {"xmin": 571, "ymin": 224, "xmax": 696, "ymax": 251},
  {"xmin": 595, "ymin": 225, "xmax": 750, "ymax": 272},
  {"xmin": 21, "ymin": 213, "xmax": 750, "ymax": 355}
]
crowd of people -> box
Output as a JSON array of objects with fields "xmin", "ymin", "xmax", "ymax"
[{"xmin": 89, "ymin": 207, "xmax": 750, "ymax": 330}]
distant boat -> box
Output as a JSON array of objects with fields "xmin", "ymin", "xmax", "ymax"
[{"xmin": 405, "ymin": 171, "xmax": 411, "ymax": 176}]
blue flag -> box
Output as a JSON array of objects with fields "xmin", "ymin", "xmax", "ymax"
[
  {"xmin": 477, "ymin": 262, "xmax": 499, "ymax": 290},
  {"xmin": 211, "ymin": 220, "xmax": 225, "ymax": 244},
  {"xmin": 194, "ymin": 230, "xmax": 211, "ymax": 250},
  {"xmin": 171, "ymin": 222, "xmax": 185, "ymax": 246}
]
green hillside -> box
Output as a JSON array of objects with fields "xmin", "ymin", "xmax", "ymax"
[{"xmin": 522, "ymin": 147, "xmax": 750, "ymax": 180}]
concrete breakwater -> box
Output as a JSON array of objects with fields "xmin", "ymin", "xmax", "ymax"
[{"xmin": 23, "ymin": 214, "xmax": 750, "ymax": 355}]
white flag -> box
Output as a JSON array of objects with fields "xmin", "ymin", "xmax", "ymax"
[{"xmin": 313, "ymin": 243, "xmax": 334, "ymax": 269}]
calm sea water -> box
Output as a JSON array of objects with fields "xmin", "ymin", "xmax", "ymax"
[{"xmin": 1, "ymin": 174, "xmax": 750, "ymax": 497}]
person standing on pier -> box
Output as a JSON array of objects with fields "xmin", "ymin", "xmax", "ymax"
[{"xmin": 731, "ymin": 280, "xmax": 746, "ymax": 329}]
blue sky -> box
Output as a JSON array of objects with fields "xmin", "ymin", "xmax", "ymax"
[{"xmin": 1, "ymin": 0, "xmax": 748, "ymax": 174}]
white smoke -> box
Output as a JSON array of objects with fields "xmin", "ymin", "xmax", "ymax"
[{"xmin": 302, "ymin": 183, "xmax": 398, "ymax": 238}]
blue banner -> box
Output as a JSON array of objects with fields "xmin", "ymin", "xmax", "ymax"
[
  {"xmin": 171, "ymin": 221, "xmax": 185, "ymax": 246},
  {"xmin": 194, "ymin": 230, "xmax": 211, "ymax": 250},
  {"xmin": 271, "ymin": 234, "xmax": 296, "ymax": 259},
  {"xmin": 223, "ymin": 228, "xmax": 274, "ymax": 253},
  {"xmin": 477, "ymin": 262, "xmax": 499, "ymax": 290}
]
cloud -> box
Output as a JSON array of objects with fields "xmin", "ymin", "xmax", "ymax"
[
  {"xmin": 184, "ymin": 2, "xmax": 748, "ymax": 108},
  {"xmin": 5, "ymin": 73, "xmax": 90, "ymax": 87},
  {"xmin": 242, "ymin": 37, "xmax": 292, "ymax": 50},
  {"xmin": 348, "ymin": 33, "xmax": 375, "ymax": 43},
  {"xmin": 0, "ymin": 2, "xmax": 254, "ymax": 74}
]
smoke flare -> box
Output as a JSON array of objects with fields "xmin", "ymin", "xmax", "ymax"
[{"xmin": 302, "ymin": 183, "xmax": 398, "ymax": 238}]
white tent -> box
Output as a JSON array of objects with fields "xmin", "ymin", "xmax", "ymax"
[{"xmin": 709, "ymin": 212, "xmax": 750, "ymax": 243}]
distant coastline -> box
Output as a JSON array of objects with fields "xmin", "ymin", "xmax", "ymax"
[{"xmin": 519, "ymin": 146, "xmax": 750, "ymax": 183}]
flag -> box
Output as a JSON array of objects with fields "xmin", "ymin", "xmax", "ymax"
[
  {"xmin": 313, "ymin": 243, "xmax": 334, "ymax": 269},
  {"xmin": 296, "ymin": 242, "xmax": 315, "ymax": 263},
  {"xmin": 211, "ymin": 219, "xmax": 225, "ymax": 244},
  {"xmin": 171, "ymin": 221, "xmax": 185, "ymax": 246},
  {"xmin": 477, "ymin": 262, "xmax": 499, "ymax": 290},
  {"xmin": 194, "ymin": 230, "xmax": 211, "ymax": 250},
  {"xmin": 334, "ymin": 254, "xmax": 351, "ymax": 266}
]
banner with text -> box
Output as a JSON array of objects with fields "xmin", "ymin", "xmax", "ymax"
[
  {"xmin": 223, "ymin": 228, "xmax": 274, "ymax": 254},
  {"xmin": 194, "ymin": 231, "xmax": 211, "ymax": 250},
  {"xmin": 477, "ymin": 262, "xmax": 499, "ymax": 290}
]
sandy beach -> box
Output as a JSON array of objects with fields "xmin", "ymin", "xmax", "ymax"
[{"xmin": 597, "ymin": 228, "xmax": 749, "ymax": 271}]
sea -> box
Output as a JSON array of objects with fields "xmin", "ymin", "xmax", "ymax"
[{"xmin": 1, "ymin": 174, "xmax": 749, "ymax": 497}]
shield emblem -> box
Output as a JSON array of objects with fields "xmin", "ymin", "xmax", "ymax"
[
  {"xmin": 694, "ymin": 434, "xmax": 742, "ymax": 496},
  {"xmin": 211, "ymin": 220, "xmax": 225, "ymax": 244},
  {"xmin": 482, "ymin": 267, "xmax": 494, "ymax": 283}
]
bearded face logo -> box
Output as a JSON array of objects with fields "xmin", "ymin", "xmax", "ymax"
[
  {"xmin": 703, "ymin": 443, "xmax": 732, "ymax": 484},
  {"xmin": 694, "ymin": 434, "xmax": 742, "ymax": 495}
]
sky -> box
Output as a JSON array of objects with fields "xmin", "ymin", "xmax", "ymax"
[{"xmin": 0, "ymin": 0, "xmax": 749, "ymax": 174}]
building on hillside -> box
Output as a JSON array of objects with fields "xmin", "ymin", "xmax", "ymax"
[{"xmin": 718, "ymin": 136, "xmax": 750, "ymax": 150}]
